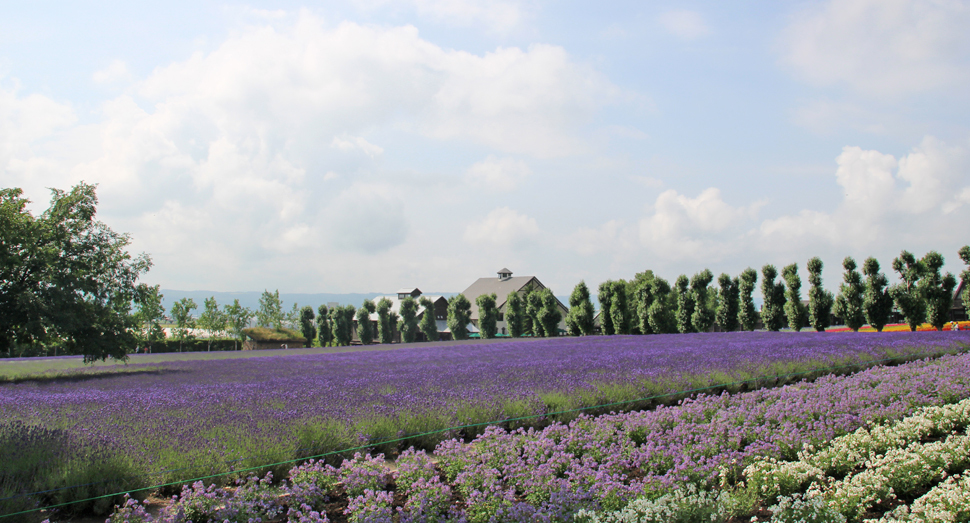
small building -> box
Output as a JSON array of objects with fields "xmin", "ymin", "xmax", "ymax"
[
  {"xmin": 241, "ymin": 327, "xmax": 307, "ymax": 350},
  {"xmin": 461, "ymin": 268, "xmax": 568, "ymax": 336}
]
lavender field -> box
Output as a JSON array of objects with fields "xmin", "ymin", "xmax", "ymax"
[{"xmin": 2, "ymin": 331, "xmax": 970, "ymax": 520}]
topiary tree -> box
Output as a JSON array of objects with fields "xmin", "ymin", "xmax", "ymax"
[
  {"xmin": 714, "ymin": 273, "xmax": 739, "ymax": 332},
  {"xmin": 760, "ymin": 265, "xmax": 787, "ymax": 332},
  {"xmin": 690, "ymin": 269, "xmax": 715, "ymax": 333},
  {"xmin": 919, "ymin": 251, "xmax": 958, "ymax": 331},
  {"xmin": 418, "ymin": 297, "xmax": 438, "ymax": 342},
  {"xmin": 398, "ymin": 297, "xmax": 419, "ymax": 344},
  {"xmin": 355, "ymin": 301, "xmax": 374, "ymax": 345},
  {"xmin": 675, "ymin": 275, "xmax": 695, "ymax": 334},
  {"xmin": 889, "ymin": 251, "xmax": 926, "ymax": 332},
  {"xmin": 737, "ymin": 268, "xmax": 758, "ymax": 331},
  {"xmin": 170, "ymin": 297, "xmax": 197, "ymax": 352},
  {"xmin": 609, "ymin": 280, "xmax": 629, "ymax": 335},
  {"xmin": 447, "ymin": 294, "xmax": 472, "ymax": 340},
  {"xmin": 834, "ymin": 257, "xmax": 865, "ymax": 332},
  {"xmin": 647, "ymin": 277, "xmax": 677, "ymax": 334},
  {"xmin": 597, "ymin": 281, "xmax": 616, "ymax": 335},
  {"xmin": 565, "ymin": 281, "xmax": 595, "ymax": 336},
  {"xmin": 376, "ymin": 298, "xmax": 395, "ymax": 344},
  {"xmin": 633, "ymin": 278, "xmax": 655, "ymax": 335},
  {"xmin": 806, "ymin": 257, "xmax": 834, "ymax": 332},
  {"xmin": 315, "ymin": 304, "xmax": 331, "ymax": 346},
  {"xmin": 781, "ymin": 264, "xmax": 807, "ymax": 332},
  {"xmin": 525, "ymin": 289, "xmax": 544, "ymax": 336},
  {"xmin": 332, "ymin": 305, "xmax": 355, "ymax": 346},
  {"xmin": 537, "ymin": 289, "xmax": 563, "ymax": 338},
  {"xmin": 505, "ymin": 291, "xmax": 524, "ymax": 338},
  {"xmin": 960, "ymin": 245, "xmax": 970, "ymax": 321},
  {"xmin": 861, "ymin": 257, "xmax": 893, "ymax": 332},
  {"xmin": 298, "ymin": 305, "xmax": 316, "ymax": 347},
  {"xmin": 476, "ymin": 293, "xmax": 498, "ymax": 339}
]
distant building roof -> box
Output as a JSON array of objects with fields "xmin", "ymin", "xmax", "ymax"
[{"xmin": 362, "ymin": 294, "xmax": 447, "ymax": 322}]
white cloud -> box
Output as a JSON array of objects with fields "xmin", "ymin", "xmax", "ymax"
[
  {"xmin": 465, "ymin": 155, "xmax": 531, "ymax": 191},
  {"xmin": 564, "ymin": 220, "xmax": 632, "ymax": 256},
  {"xmin": 463, "ymin": 207, "xmax": 539, "ymax": 247},
  {"xmin": 327, "ymin": 183, "xmax": 409, "ymax": 254},
  {"xmin": 92, "ymin": 60, "xmax": 132, "ymax": 85},
  {"xmin": 353, "ymin": 0, "xmax": 526, "ymax": 33},
  {"xmin": 658, "ymin": 10, "xmax": 710, "ymax": 40},
  {"xmin": 0, "ymin": 84, "xmax": 77, "ymax": 195},
  {"xmin": 781, "ymin": 0, "xmax": 970, "ymax": 98},
  {"xmin": 331, "ymin": 135, "xmax": 384, "ymax": 157}
]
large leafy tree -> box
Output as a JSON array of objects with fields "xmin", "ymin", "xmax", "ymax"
[
  {"xmin": 133, "ymin": 284, "xmax": 166, "ymax": 354},
  {"xmin": 224, "ymin": 299, "xmax": 252, "ymax": 350},
  {"xmin": 960, "ymin": 245, "xmax": 970, "ymax": 320},
  {"xmin": 781, "ymin": 264, "xmax": 807, "ymax": 332},
  {"xmin": 356, "ymin": 301, "xmax": 375, "ymax": 344},
  {"xmin": 565, "ymin": 281, "xmax": 595, "ymax": 336},
  {"xmin": 714, "ymin": 273, "xmax": 739, "ymax": 332},
  {"xmin": 198, "ymin": 296, "xmax": 227, "ymax": 351},
  {"xmin": 299, "ymin": 305, "xmax": 317, "ymax": 346},
  {"xmin": 447, "ymin": 294, "xmax": 472, "ymax": 340},
  {"xmin": 0, "ymin": 183, "xmax": 151, "ymax": 361},
  {"xmin": 806, "ymin": 257, "xmax": 834, "ymax": 332},
  {"xmin": 675, "ymin": 275, "xmax": 695, "ymax": 333},
  {"xmin": 889, "ymin": 251, "xmax": 926, "ymax": 331},
  {"xmin": 760, "ymin": 265, "xmax": 786, "ymax": 332},
  {"xmin": 418, "ymin": 297, "xmax": 438, "ymax": 342},
  {"xmin": 170, "ymin": 297, "xmax": 197, "ymax": 352},
  {"xmin": 647, "ymin": 277, "xmax": 677, "ymax": 334},
  {"xmin": 331, "ymin": 305, "xmax": 355, "ymax": 346},
  {"xmin": 256, "ymin": 289, "xmax": 285, "ymax": 330},
  {"xmin": 737, "ymin": 268, "xmax": 758, "ymax": 331},
  {"xmin": 376, "ymin": 298, "xmax": 395, "ymax": 344},
  {"xmin": 609, "ymin": 280, "xmax": 629, "ymax": 335},
  {"xmin": 475, "ymin": 293, "xmax": 498, "ymax": 339},
  {"xmin": 597, "ymin": 281, "xmax": 616, "ymax": 335},
  {"xmin": 537, "ymin": 289, "xmax": 563, "ymax": 338},
  {"xmin": 861, "ymin": 257, "xmax": 893, "ymax": 332},
  {"xmin": 630, "ymin": 272, "xmax": 656, "ymax": 335},
  {"xmin": 315, "ymin": 305, "xmax": 331, "ymax": 346},
  {"xmin": 505, "ymin": 292, "xmax": 524, "ymax": 338},
  {"xmin": 524, "ymin": 289, "xmax": 545, "ymax": 336},
  {"xmin": 834, "ymin": 257, "xmax": 865, "ymax": 332},
  {"xmin": 398, "ymin": 297, "xmax": 419, "ymax": 343},
  {"xmin": 690, "ymin": 269, "xmax": 715, "ymax": 333},
  {"xmin": 919, "ymin": 251, "xmax": 957, "ymax": 330}
]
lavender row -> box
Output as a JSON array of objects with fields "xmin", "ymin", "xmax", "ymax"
[{"xmin": 99, "ymin": 347, "xmax": 970, "ymax": 523}]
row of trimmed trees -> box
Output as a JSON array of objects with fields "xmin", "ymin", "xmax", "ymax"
[{"xmin": 579, "ymin": 247, "xmax": 969, "ymax": 335}]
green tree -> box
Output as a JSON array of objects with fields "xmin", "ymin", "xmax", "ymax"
[
  {"xmin": 565, "ymin": 281, "xmax": 596, "ymax": 336},
  {"xmin": 647, "ymin": 277, "xmax": 677, "ymax": 334},
  {"xmin": 315, "ymin": 304, "xmax": 331, "ymax": 346},
  {"xmin": 781, "ymin": 264, "xmax": 807, "ymax": 332},
  {"xmin": 861, "ymin": 257, "xmax": 893, "ymax": 332},
  {"xmin": 889, "ymin": 251, "xmax": 926, "ymax": 331},
  {"xmin": 609, "ymin": 280, "xmax": 629, "ymax": 335},
  {"xmin": 376, "ymin": 298, "xmax": 395, "ymax": 344},
  {"xmin": 133, "ymin": 284, "xmax": 166, "ymax": 354},
  {"xmin": 760, "ymin": 265, "xmax": 787, "ymax": 331},
  {"xmin": 418, "ymin": 297, "xmax": 438, "ymax": 342},
  {"xmin": 256, "ymin": 289, "xmax": 285, "ymax": 330},
  {"xmin": 224, "ymin": 299, "xmax": 252, "ymax": 350},
  {"xmin": 525, "ymin": 289, "xmax": 545, "ymax": 336},
  {"xmin": 476, "ymin": 293, "xmax": 498, "ymax": 339},
  {"xmin": 332, "ymin": 305, "xmax": 355, "ymax": 346},
  {"xmin": 629, "ymin": 272, "xmax": 656, "ymax": 335},
  {"xmin": 356, "ymin": 301, "xmax": 375, "ymax": 344},
  {"xmin": 919, "ymin": 251, "xmax": 958, "ymax": 330},
  {"xmin": 537, "ymin": 289, "xmax": 563, "ymax": 337},
  {"xmin": 198, "ymin": 296, "xmax": 227, "ymax": 351},
  {"xmin": 299, "ymin": 305, "xmax": 317, "ymax": 346},
  {"xmin": 447, "ymin": 294, "xmax": 472, "ymax": 340},
  {"xmin": 834, "ymin": 257, "xmax": 865, "ymax": 332},
  {"xmin": 806, "ymin": 257, "xmax": 834, "ymax": 332},
  {"xmin": 690, "ymin": 269, "xmax": 715, "ymax": 333},
  {"xmin": 0, "ymin": 183, "xmax": 152, "ymax": 361},
  {"xmin": 597, "ymin": 281, "xmax": 616, "ymax": 335},
  {"xmin": 397, "ymin": 298, "xmax": 419, "ymax": 343},
  {"xmin": 675, "ymin": 275, "xmax": 695, "ymax": 333},
  {"xmin": 170, "ymin": 297, "xmax": 197, "ymax": 352},
  {"xmin": 960, "ymin": 245, "xmax": 970, "ymax": 321},
  {"xmin": 738, "ymin": 268, "xmax": 759, "ymax": 331},
  {"xmin": 714, "ymin": 274, "xmax": 740, "ymax": 332},
  {"xmin": 505, "ymin": 291, "xmax": 524, "ymax": 338}
]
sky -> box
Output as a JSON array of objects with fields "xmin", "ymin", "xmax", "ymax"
[{"xmin": 2, "ymin": 0, "xmax": 969, "ymax": 295}]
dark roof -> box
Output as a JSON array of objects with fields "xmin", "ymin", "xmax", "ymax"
[{"xmin": 498, "ymin": 267, "xmax": 512, "ymax": 274}]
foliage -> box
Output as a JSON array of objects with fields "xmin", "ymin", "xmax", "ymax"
[
  {"xmin": 376, "ymin": 298, "xmax": 394, "ymax": 344},
  {"xmin": 256, "ymin": 290, "xmax": 285, "ymax": 330},
  {"xmin": 760, "ymin": 265, "xmax": 787, "ymax": 332},
  {"xmin": 316, "ymin": 305, "xmax": 331, "ymax": 347},
  {"xmin": 737, "ymin": 268, "xmax": 758, "ymax": 331},
  {"xmin": 300, "ymin": 306, "xmax": 317, "ymax": 347},
  {"xmin": 223, "ymin": 299, "xmax": 253, "ymax": 350},
  {"xmin": 629, "ymin": 272, "xmax": 656, "ymax": 335},
  {"xmin": 714, "ymin": 273, "xmax": 740, "ymax": 332},
  {"xmin": 526, "ymin": 288, "xmax": 545, "ymax": 336},
  {"xmin": 889, "ymin": 251, "xmax": 926, "ymax": 332},
  {"xmin": 960, "ymin": 245, "xmax": 970, "ymax": 320},
  {"xmin": 675, "ymin": 275, "xmax": 695, "ymax": 334},
  {"xmin": 505, "ymin": 292, "xmax": 524, "ymax": 338},
  {"xmin": 597, "ymin": 281, "xmax": 616, "ymax": 336},
  {"xmin": 690, "ymin": 269, "xmax": 715, "ymax": 333},
  {"xmin": 834, "ymin": 257, "xmax": 865, "ymax": 332},
  {"xmin": 198, "ymin": 297, "xmax": 227, "ymax": 351},
  {"xmin": 475, "ymin": 293, "xmax": 498, "ymax": 339},
  {"xmin": 447, "ymin": 294, "xmax": 472, "ymax": 340},
  {"xmin": 919, "ymin": 251, "xmax": 958, "ymax": 330},
  {"xmin": 170, "ymin": 297, "xmax": 197, "ymax": 352},
  {"xmin": 781, "ymin": 264, "xmax": 807, "ymax": 332},
  {"xmin": 861, "ymin": 257, "xmax": 893, "ymax": 332},
  {"xmin": 0, "ymin": 183, "xmax": 151, "ymax": 362},
  {"xmin": 609, "ymin": 280, "xmax": 629, "ymax": 335},
  {"xmin": 332, "ymin": 305, "xmax": 356, "ymax": 346},
  {"xmin": 398, "ymin": 298, "xmax": 419, "ymax": 344},
  {"xmin": 133, "ymin": 284, "xmax": 166, "ymax": 353},
  {"xmin": 806, "ymin": 257, "xmax": 834, "ymax": 332},
  {"xmin": 566, "ymin": 281, "xmax": 596, "ymax": 336},
  {"xmin": 241, "ymin": 326, "xmax": 305, "ymax": 341},
  {"xmin": 537, "ymin": 289, "xmax": 563, "ymax": 337},
  {"xmin": 647, "ymin": 277, "xmax": 677, "ymax": 334},
  {"xmin": 356, "ymin": 302, "xmax": 374, "ymax": 345},
  {"xmin": 418, "ymin": 297, "xmax": 439, "ymax": 342}
]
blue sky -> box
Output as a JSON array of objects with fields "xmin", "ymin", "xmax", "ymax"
[{"xmin": 3, "ymin": 0, "xmax": 969, "ymax": 294}]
